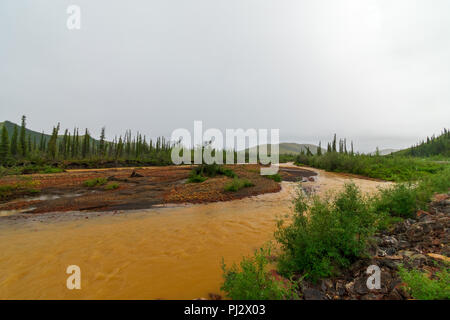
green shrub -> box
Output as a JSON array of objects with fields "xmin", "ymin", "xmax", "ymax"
[
  {"xmin": 221, "ymin": 246, "xmax": 299, "ymax": 300},
  {"xmin": 375, "ymin": 213, "xmax": 404, "ymax": 232},
  {"xmin": 105, "ymin": 182, "xmax": 119, "ymax": 190},
  {"xmin": 275, "ymin": 183, "xmax": 377, "ymax": 281},
  {"xmin": 266, "ymin": 173, "xmax": 282, "ymax": 182},
  {"xmin": 373, "ymin": 166, "xmax": 450, "ymax": 219},
  {"xmin": 0, "ymin": 185, "xmax": 15, "ymax": 200},
  {"xmin": 187, "ymin": 172, "xmax": 207, "ymax": 183},
  {"xmin": 83, "ymin": 177, "xmax": 108, "ymax": 187},
  {"xmin": 399, "ymin": 266, "xmax": 450, "ymax": 300},
  {"xmin": 224, "ymin": 178, "xmax": 254, "ymax": 192},
  {"xmin": 295, "ymin": 153, "xmax": 448, "ymax": 182},
  {"xmin": 373, "ymin": 184, "xmax": 418, "ymax": 218},
  {"xmin": 192, "ymin": 164, "xmax": 237, "ymax": 178}
]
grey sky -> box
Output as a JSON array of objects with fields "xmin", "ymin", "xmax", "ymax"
[{"xmin": 1, "ymin": 0, "xmax": 449, "ymax": 152}]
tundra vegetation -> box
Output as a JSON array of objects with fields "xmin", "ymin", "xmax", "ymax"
[{"xmin": 221, "ymin": 164, "xmax": 450, "ymax": 300}]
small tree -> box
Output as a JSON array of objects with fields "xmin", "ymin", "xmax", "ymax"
[
  {"xmin": 19, "ymin": 115, "xmax": 27, "ymax": 157},
  {"xmin": 0, "ymin": 125, "xmax": 10, "ymax": 164},
  {"xmin": 10, "ymin": 125, "xmax": 18, "ymax": 156}
]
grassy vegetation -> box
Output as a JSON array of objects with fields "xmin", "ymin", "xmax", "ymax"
[
  {"xmin": 105, "ymin": 182, "xmax": 119, "ymax": 190},
  {"xmin": 0, "ymin": 180, "xmax": 41, "ymax": 200},
  {"xmin": 187, "ymin": 172, "xmax": 208, "ymax": 183},
  {"xmin": 0, "ymin": 164, "xmax": 64, "ymax": 177},
  {"xmin": 83, "ymin": 177, "xmax": 108, "ymax": 187},
  {"xmin": 275, "ymin": 184, "xmax": 377, "ymax": 281},
  {"xmin": 221, "ymin": 162, "xmax": 450, "ymax": 296},
  {"xmin": 373, "ymin": 166, "xmax": 450, "ymax": 219},
  {"xmin": 295, "ymin": 152, "xmax": 448, "ymax": 182},
  {"xmin": 265, "ymin": 173, "xmax": 282, "ymax": 182},
  {"xmin": 221, "ymin": 246, "xmax": 299, "ymax": 300},
  {"xmin": 187, "ymin": 164, "xmax": 237, "ymax": 183},
  {"xmin": 192, "ymin": 163, "xmax": 237, "ymax": 178},
  {"xmin": 399, "ymin": 266, "xmax": 450, "ymax": 300},
  {"xmin": 224, "ymin": 178, "xmax": 254, "ymax": 192}
]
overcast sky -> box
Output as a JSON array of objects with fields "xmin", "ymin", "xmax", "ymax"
[{"xmin": 1, "ymin": 0, "xmax": 449, "ymax": 152}]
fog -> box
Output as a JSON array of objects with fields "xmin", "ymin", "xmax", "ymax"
[{"xmin": 1, "ymin": 0, "xmax": 449, "ymax": 152}]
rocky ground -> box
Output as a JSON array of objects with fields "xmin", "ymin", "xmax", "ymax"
[{"xmin": 299, "ymin": 193, "xmax": 450, "ymax": 300}]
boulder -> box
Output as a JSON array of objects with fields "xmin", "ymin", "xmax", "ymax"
[{"xmin": 303, "ymin": 288, "xmax": 327, "ymax": 300}]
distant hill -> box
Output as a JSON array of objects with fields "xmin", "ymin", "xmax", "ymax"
[
  {"xmin": 369, "ymin": 148, "xmax": 399, "ymax": 156},
  {"xmin": 0, "ymin": 120, "xmax": 98, "ymax": 145},
  {"xmin": 395, "ymin": 129, "xmax": 450, "ymax": 157},
  {"xmin": 247, "ymin": 142, "xmax": 325, "ymax": 155},
  {"xmin": 0, "ymin": 120, "xmax": 51, "ymax": 144}
]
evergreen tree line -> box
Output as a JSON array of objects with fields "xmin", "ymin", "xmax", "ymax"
[
  {"xmin": 300, "ymin": 134, "xmax": 355, "ymax": 157},
  {"xmin": 404, "ymin": 129, "xmax": 450, "ymax": 157},
  {"xmin": 0, "ymin": 116, "xmax": 172, "ymax": 166}
]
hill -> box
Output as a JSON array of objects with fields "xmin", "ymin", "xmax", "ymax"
[
  {"xmin": 395, "ymin": 129, "xmax": 450, "ymax": 157},
  {"xmin": 0, "ymin": 121, "xmax": 98, "ymax": 145},
  {"xmin": 247, "ymin": 142, "xmax": 325, "ymax": 155},
  {"xmin": 369, "ymin": 148, "xmax": 399, "ymax": 156}
]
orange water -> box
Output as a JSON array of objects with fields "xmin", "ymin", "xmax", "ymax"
[{"xmin": 0, "ymin": 167, "xmax": 389, "ymax": 299}]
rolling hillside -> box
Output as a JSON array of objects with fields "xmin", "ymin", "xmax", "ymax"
[
  {"xmin": 247, "ymin": 142, "xmax": 325, "ymax": 155},
  {"xmin": 0, "ymin": 120, "xmax": 98, "ymax": 145}
]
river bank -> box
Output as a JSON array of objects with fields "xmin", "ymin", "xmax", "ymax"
[{"xmin": 0, "ymin": 164, "xmax": 391, "ymax": 299}]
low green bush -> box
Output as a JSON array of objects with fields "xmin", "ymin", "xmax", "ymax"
[
  {"xmin": 105, "ymin": 182, "xmax": 119, "ymax": 190},
  {"xmin": 373, "ymin": 184, "xmax": 418, "ymax": 218},
  {"xmin": 295, "ymin": 153, "xmax": 448, "ymax": 182},
  {"xmin": 265, "ymin": 173, "xmax": 282, "ymax": 182},
  {"xmin": 399, "ymin": 266, "xmax": 450, "ymax": 300},
  {"xmin": 83, "ymin": 177, "xmax": 108, "ymax": 187},
  {"xmin": 221, "ymin": 246, "xmax": 299, "ymax": 300},
  {"xmin": 224, "ymin": 178, "xmax": 254, "ymax": 192},
  {"xmin": 0, "ymin": 185, "xmax": 15, "ymax": 200},
  {"xmin": 187, "ymin": 172, "xmax": 207, "ymax": 183},
  {"xmin": 275, "ymin": 183, "xmax": 377, "ymax": 281},
  {"xmin": 192, "ymin": 164, "xmax": 237, "ymax": 178}
]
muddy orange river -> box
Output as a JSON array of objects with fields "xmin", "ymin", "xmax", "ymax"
[{"xmin": 0, "ymin": 166, "xmax": 390, "ymax": 299}]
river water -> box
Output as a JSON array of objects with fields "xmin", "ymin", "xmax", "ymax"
[{"xmin": 0, "ymin": 166, "xmax": 389, "ymax": 299}]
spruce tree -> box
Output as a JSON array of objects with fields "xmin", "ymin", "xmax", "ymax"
[
  {"xmin": 332, "ymin": 134, "xmax": 337, "ymax": 152},
  {"xmin": 99, "ymin": 127, "xmax": 106, "ymax": 157},
  {"xmin": 0, "ymin": 125, "xmax": 10, "ymax": 164},
  {"xmin": 19, "ymin": 115, "xmax": 27, "ymax": 157},
  {"xmin": 10, "ymin": 125, "xmax": 18, "ymax": 156},
  {"xmin": 47, "ymin": 123, "xmax": 60, "ymax": 159},
  {"xmin": 317, "ymin": 141, "xmax": 322, "ymax": 156}
]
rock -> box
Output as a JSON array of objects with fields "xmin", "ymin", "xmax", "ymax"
[
  {"xmin": 406, "ymin": 224, "xmax": 427, "ymax": 242},
  {"xmin": 381, "ymin": 236, "xmax": 399, "ymax": 247},
  {"xmin": 336, "ymin": 281, "xmax": 346, "ymax": 296},
  {"xmin": 398, "ymin": 250, "xmax": 415, "ymax": 258},
  {"xmin": 408, "ymin": 253, "xmax": 427, "ymax": 268},
  {"xmin": 345, "ymin": 281, "xmax": 355, "ymax": 294},
  {"xmin": 353, "ymin": 277, "xmax": 369, "ymax": 295},
  {"xmin": 386, "ymin": 288, "xmax": 403, "ymax": 300},
  {"xmin": 379, "ymin": 257, "xmax": 401, "ymax": 270},
  {"xmin": 130, "ymin": 170, "xmax": 144, "ymax": 178},
  {"xmin": 303, "ymin": 288, "xmax": 327, "ymax": 300},
  {"xmin": 427, "ymin": 253, "xmax": 450, "ymax": 263},
  {"xmin": 398, "ymin": 240, "xmax": 411, "ymax": 249},
  {"xmin": 320, "ymin": 279, "xmax": 333, "ymax": 293},
  {"xmin": 208, "ymin": 293, "xmax": 222, "ymax": 300},
  {"xmin": 419, "ymin": 215, "xmax": 433, "ymax": 223},
  {"xmin": 307, "ymin": 176, "xmax": 315, "ymax": 182}
]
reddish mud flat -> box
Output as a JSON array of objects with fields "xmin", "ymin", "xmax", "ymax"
[{"xmin": 0, "ymin": 165, "xmax": 316, "ymax": 216}]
